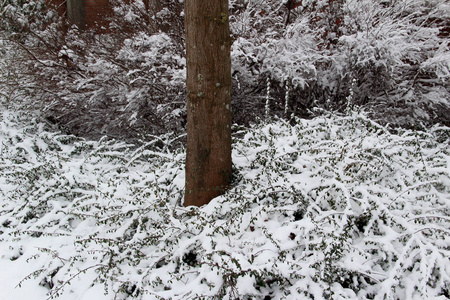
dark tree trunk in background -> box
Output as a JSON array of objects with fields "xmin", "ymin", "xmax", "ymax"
[
  {"xmin": 184, "ymin": 0, "xmax": 232, "ymax": 206},
  {"xmin": 67, "ymin": 0, "xmax": 85, "ymax": 29}
]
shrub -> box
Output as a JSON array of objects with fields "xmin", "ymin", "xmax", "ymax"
[
  {"xmin": 1, "ymin": 0, "xmax": 449, "ymax": 139},
  {"xmin": 1, "ymin": 108, "xmax": 449, "ymax": 299}
]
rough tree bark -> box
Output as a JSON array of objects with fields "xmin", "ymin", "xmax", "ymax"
[{"xmin": 184, "ymin": 0, "xmax": 232, "ymax": 206}]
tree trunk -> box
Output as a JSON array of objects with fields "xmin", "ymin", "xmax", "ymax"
[
  {"xmin": 184, "ymin": 0, "xmax": 232, "ymax": 207},
  {"xmin": 67, "ymin": 0, "xmax": 85, "ymax": 29}
]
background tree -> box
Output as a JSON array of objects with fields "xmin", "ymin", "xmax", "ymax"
[
  {"xmin": 184, "ymin": 0, "xmax": 232, "ymax": 206},
  {"xmin": 67, "ymin": 0, "xmax": 85, "ymax": 29}
]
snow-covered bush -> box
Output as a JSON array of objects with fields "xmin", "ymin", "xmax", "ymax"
[
  {"xmin": 2, "ymin": 0, "xmax": 449, "ymax": 137},
  {"xmin": 43, "ymin": 28, "xmax": 186, "ymax": 139},
  {"xmin": 230, "ymin": 0, "xmax": 449, "ymax": 126},
  {"xmin": 336, "ymin": 0, "xmax": 450, "ymax": 126},
  {"xmin": 1, "ymin": 107, "xmax": 449, "ymax": 299},
  {"xmin": 0, "ymin": 0, "xmax": 186, "ymax": 140}
]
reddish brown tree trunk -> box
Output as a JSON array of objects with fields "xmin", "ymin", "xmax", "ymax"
[{"xmin": 184, "ymin": 0, "xmax": 232, "ymax": 206}]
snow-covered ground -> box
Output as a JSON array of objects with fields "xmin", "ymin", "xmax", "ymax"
[{"xmin": 0, "ymin": 109, "xmax": 449, "ymax": 299}]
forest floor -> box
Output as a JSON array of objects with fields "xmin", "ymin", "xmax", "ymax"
[{"xmin": 0, "ymin": 107, "xmax": 449, "ymax": 300}]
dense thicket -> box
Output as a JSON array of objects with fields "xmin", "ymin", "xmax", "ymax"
[
  {"xmin": 1, "ymin": 109, "xmax": 449, "ymax": 299},
  {"xmin": 0, "ymin": 0, "xmax": 449, "ymax": 140},
  {"xmin": 1, "ymin": 2, "xmax": 449, "ymax": 299}
]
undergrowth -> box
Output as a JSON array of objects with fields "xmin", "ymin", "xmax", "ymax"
[{"xmin": 0, "ymin": 109, "xmax": 449, "ymax": 299}]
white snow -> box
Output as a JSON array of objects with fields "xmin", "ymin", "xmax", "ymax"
[{"xmin": 0, "ymin": 109, "xmax": 449, "ymax": 299}]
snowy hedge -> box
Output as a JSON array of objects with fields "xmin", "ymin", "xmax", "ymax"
[
  {"xmin": 1, "ymin": 0, "xmax": 449, "ymax": 137},
  {"xmin": 1, "ymin": 109, "xmax": 449, "ymax": 299}
]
